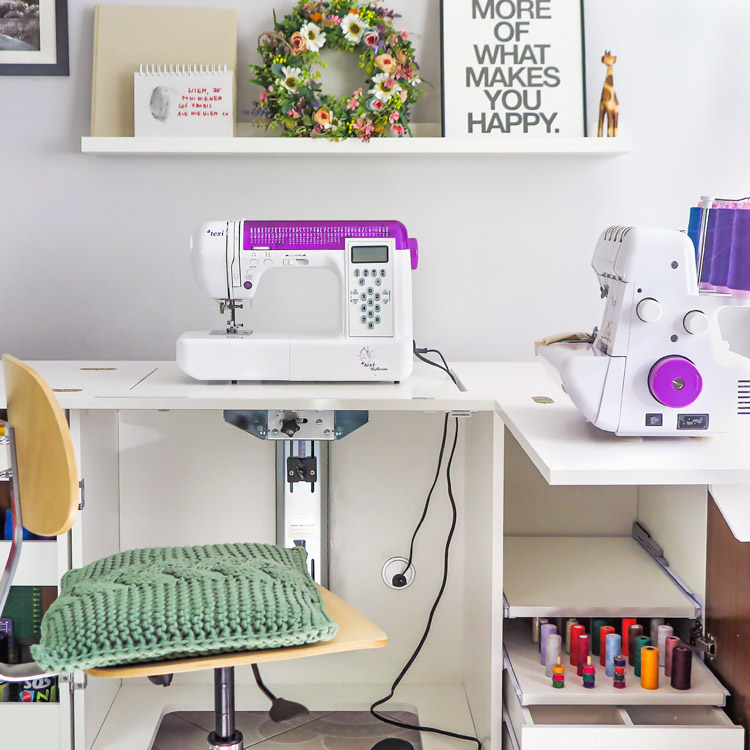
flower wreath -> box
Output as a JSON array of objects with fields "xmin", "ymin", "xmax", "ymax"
[{"xmin": 249, "ymin": 0, "xmax": 426, "ymax": 141}]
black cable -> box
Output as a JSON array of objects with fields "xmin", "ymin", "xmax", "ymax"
[
  {"xmin": 397, "ymin": 414, "xmax": 449, "ymax": 583},
  {"xmin": 371, "ymin": 417, "xmax": 482, "ymax": 749},
  {"xmin": 413, "ymin": 341, "xmax": 457, "ymax": 385}
]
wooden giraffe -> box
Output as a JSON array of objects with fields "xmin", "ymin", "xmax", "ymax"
[{"xmin": 598, "ymin": 51, "xmax": 619, "ymax": 137}]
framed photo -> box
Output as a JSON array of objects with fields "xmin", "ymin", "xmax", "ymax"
[
  {"xmin": 441, "ymin": 0, "xmax": 586, "ymax": 137},
  {"xmin": 0, "ymin": 0, "xmax": 69, "ymax": 76}
]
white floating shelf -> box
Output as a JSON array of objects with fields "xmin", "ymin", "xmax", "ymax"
[
  {"xmin": 0, "ymin": 541, "xmax": 59, "ymax": 587},
  {"xmin": 504, "ymin": 620, "xmax": 728, "ymax": 707},
  {"xmin": 80, "ymin": 133, "xmax": 632, "ymax": 156},
  {"xmin": 503, "ymin": 537, "xmax": 699, "ymax": 618}
]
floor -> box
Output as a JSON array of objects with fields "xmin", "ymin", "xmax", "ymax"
[{"xmin": 152, "ymin": 710, "xmax": 424, "ymax": 749}]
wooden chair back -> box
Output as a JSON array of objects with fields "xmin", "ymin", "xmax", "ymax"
[{"xmin": 3, "ymin": 356, "xmax": 79, "ymax": 537}]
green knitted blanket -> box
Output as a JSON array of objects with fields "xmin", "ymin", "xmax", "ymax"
[{"xmin": 31, "ymin": 543, "xmax": 338, "ymax": 673}]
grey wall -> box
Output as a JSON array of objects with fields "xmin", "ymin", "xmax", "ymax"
[{"xmin": 2, "ymin": 0, "xmax": 750, "ymax": 361}]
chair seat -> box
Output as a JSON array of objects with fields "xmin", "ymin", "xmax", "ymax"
[
  {"xmin": 32, "ymin": 543, "xmax": 347, "ymax": 673},
  {"xmin": 86, "ymin": 587, "xmax": 387, "ymax": 678}
]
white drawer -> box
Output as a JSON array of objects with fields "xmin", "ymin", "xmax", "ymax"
[{"xmin": 503, "ymin": 671, "xmax": 743, "ymax": 750}]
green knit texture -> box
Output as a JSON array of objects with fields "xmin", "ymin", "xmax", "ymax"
[{"xmin": 31, "ymin": 543, "xmax": 338, "ymax": 673}]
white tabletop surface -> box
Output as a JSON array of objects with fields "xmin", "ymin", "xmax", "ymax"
[{"xmin": 2, "ymin": 359, "xmax": 750, "ymax": 486}]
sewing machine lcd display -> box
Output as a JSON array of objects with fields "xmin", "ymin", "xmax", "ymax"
[{"xmin": 178, "ymin": 220, "xmax": 418, "ymax": 381}]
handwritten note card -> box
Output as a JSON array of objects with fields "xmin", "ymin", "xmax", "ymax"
[{"xmin": 134, "ymin": 64, "xmax": 234, "ymax": 137}]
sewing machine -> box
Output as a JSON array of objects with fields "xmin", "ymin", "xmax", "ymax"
[
  {"xmin": 177, "ymin": 220, "xmax": 418, "ymax": 382},
  {"xmin": 537, "ymin": 225, "xmax": 750, "ymax": 436}
]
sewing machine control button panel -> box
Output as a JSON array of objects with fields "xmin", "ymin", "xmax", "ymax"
[{"xmin": 347, "ymin": 238, "xmax": 395, "ymax": 337}]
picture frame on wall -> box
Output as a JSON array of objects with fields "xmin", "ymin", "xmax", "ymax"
[
  {"xmin": 441, "ymin": 0, "xmax": 586, "ymax": 137},
  {"xmin": 0, "ymin": 0, "xmax": 69, "ymax": 76}
]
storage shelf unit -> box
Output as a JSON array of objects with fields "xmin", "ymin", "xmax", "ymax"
[
  {"xmin": 503, "ymin": 537, "xmax": 700, "ymax": 618},
  {"xmin": 80, "ymin": 135, "xmax": 633, "ymax": 156},
  {"xmin": 503, "ymin": 621, "xmax": 728, "ymax": 707}
]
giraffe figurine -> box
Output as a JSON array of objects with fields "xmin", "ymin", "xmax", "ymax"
[{"xmin": 598, "ymin": 51, "xmax": 619, "ymax": 137}]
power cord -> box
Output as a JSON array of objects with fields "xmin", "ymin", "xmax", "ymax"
[
  {"xmin": 370, "ymin": 415, "xmax": 482, "ymax": 749},
  {"xmin": 413, "ymin": 341, "xmax": 457, "ymax": 385}
]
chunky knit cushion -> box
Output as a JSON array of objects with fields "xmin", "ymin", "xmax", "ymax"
[{"xmin": 31, "ymin": 543, "xmax": 338, "ymax": 673}]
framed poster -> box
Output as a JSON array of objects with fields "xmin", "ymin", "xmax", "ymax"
[
  {"xmin": 441, "ymin": 0, "xmax": 586, "ymax": 137},
  {"xmin": 0, "ymin": 0, "xmax": 69, "ymax": 76}
]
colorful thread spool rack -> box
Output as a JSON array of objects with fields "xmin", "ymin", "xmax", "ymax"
[{"xmin": 582, "ymin": 655, "xmax": 595, "ymax": 689}]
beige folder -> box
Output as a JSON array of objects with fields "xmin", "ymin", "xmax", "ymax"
[{"xmin": 91, "ymin": 5, "xmax": 237, "ymax": 137}]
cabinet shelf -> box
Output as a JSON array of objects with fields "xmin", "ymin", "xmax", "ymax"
[
  {"xmin": 80, "ymin": 133, "xmax": 632, "ymax": 156},
  {"xmin": 503, "ymin": 620, "xmax": 729, "ymax": 707},
  {"xmin": 503, "ymin": 537, "xmax": 700, "ymax": 619}
]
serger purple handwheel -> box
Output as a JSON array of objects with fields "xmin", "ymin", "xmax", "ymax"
[{"xmin": 648, "ymin": 356, "xmax": 703, "ymax": 408}]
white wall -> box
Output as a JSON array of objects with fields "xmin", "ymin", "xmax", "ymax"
[{"xmin": 2, "ymin": 0, "xmax": 750, "ymax": 362}]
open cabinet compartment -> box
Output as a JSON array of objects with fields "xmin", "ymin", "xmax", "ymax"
[{"xmin": 66, "ymin": 405, "xmax": 504, "ymax": 750}]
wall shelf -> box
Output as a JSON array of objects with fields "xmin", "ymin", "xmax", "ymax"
[{"xmin": 80, "ymin": 134, "xmax": 632, "ymax": 156}]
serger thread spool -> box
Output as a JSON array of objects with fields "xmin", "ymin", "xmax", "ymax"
[
  {"xmin": 582, "ymin": 655, "xmax": 595, "ymax": 689},
  {"xmin": 634, "ymin": 635, "xmax": 651, "ymax": 677},
  {"xmin": 565, "ymin": 618, "xmax": 578, "ymax": 654},
  {"xmin": 628, "ymin": 624, "xmax": 644, "ymax": 666},
  {"xmin": 576, "ymin": 634, "xmax": 590, "ymax": 677},
  {"xmin": 657, "ymin": 624, "xmax": 673, "ymax": 666},
  {"xmin": 671, "ymin": 646, "xmax": 693, "ymax": 690},
  {"xmin": 540, "ymin": 623, "xmax": 557, "ymax": 666},
  {"xmin": 546, "ymin": 634, "xmax": 562, "ymax": 678},
  {"xmin": 599, "ymin": 626, "xmax": 615, "ymax": 666},
  {"xmin": 552, "ymin": 656, "xmax": 565, "ymax": 689},
  {"xmin": 537, "ymin": 618, "xmax": 548, "ymax": 651},
  {"xmin": 640, "ymin": 646, "xmax": 659, "ymax": 690},
  {"xmin": 591, "ymin": 619, "xmax": 608, "ymax": 657},
  {"xmin": 613, "ymin": 655, "xmax": 626, "ymax": 689},
  {"xmin": 665, "ymin": 636, "xmax": 680, "ymax": 677},
  {"xmin": 621, "ymin": 618, "xmax": 637, "ymax": 656},
  {"xmin": 605, "ymin": 632, "xmax": 621, "ymax": 678},
  {"xmin": 650, "ymin": 618, "xmax": 664, "ymax": 644},
  {"xmin": 532, "ymin": 617, "xmax": 547, "ymax": 644},
  {"xmin": 569, "ymin": 624, "xmax": 585, "ymax": 666}
]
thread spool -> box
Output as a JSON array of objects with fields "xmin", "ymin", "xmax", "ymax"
[
  {"xmin": 569, "ymin": 624, "xmax": 585, "ymax": 665},
  {"xmin": 671, "ymin": 646, "xmax": 692, "ymax": 690},
  {"xmin": 621, "ymin": 618, "xmax": 637, "ymax": 656},
  {"xmin": 627, "ymin": 624, "xmax": 644, "ymax": 666},
  {"xmin": 591, "ymin": 619, "xmax": 608, "ymax": 656},
  {"xmin": 552, "ymin": 656, "xmax": 565, "ymax": 689},
  {"xmin": 545, "ymin": 634, "xmax": 562, "ymax": 678},
  {"xmin": 665, "ymin": 636, "xmax": 680, "ymax": 677},
  {"xmin": 532, "ymin": 617, "xmax": 548, "ymax": 644},
  {"xmin": 650, "ymin": 618, "xmax": 664, "ymax": 644},
  {"xmin": 565, "ymin": 618, "xmax": 578, "ymax": 654},
  {"xmin": 605, "ymin": 632, "xmax": 621, "ymax": 678},
  {"xmin": 599, "ymin": 626, "xmax": 615, "ymax": 666},
  {"xmin": 540, "ymin": 623, "xmax": 557, "ymax": 666},
  {"xmin": 613, "ymin": 655, "xmax": 626, "ymax": 689},
  {"xmin": 634, "ymin": 635, "xmax": 651, "ymax": 677},
  {"xmin": 576, "ymin": 634, "xmax": 590, "ymax": 677},
  {"xmin": 657, "ymin": 624, "xmax": 673, "ymax": 666},
  {"xmin": 640, "ymin": 646, "xmax": 659, "ymax": 690},
  {"xmin": 582, "ymin": 655, "xmax": 596, "ymax": 689}
]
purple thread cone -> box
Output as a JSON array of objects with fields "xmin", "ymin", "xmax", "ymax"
[
  {"xmin": 540, "ymin": 623, "xmax": 557, "ymax": 666},
  {"xmin": 727, "ymin": 211, "xmax": 750, "ymax": 295}
]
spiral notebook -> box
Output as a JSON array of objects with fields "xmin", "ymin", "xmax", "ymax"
[{"xmin": 134, "ymin": 64, "xmax": 234, "ymax": 137}]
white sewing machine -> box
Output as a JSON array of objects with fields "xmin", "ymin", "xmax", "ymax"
[
  {"xmin": 537, "ymin": 225, "xmax": 750, "ymax": 436},
  {"xmin": 177, "ymin": 220, "xmax": 418, "ymax": 381}
]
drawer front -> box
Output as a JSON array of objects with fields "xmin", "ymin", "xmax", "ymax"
[
  {"xmin": 1, "ymin": 704, "xmax": 63, "ymax": 747},
  {"xmin": 503, "ymin": 669, "xmax": 744, "ymax": 750}
]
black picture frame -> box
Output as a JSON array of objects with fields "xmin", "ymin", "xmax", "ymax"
[
  {"xmin": 440, "ymin": 0, "xmax": 587, "ymax": 138},
  {"xmin": 0, "ymin": 0, "xmax": 69, "ymax": 76}
]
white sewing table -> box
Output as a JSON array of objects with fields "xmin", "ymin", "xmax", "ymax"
[{"xmin": 1, "ymin": 360, "xmax": 748, "ymax": 750}]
